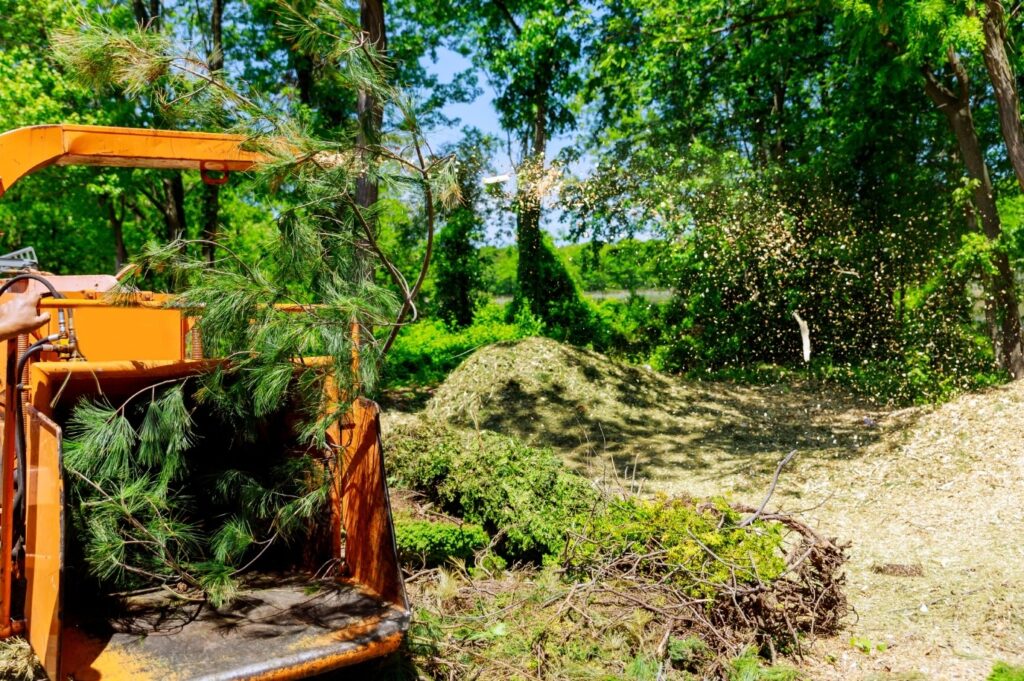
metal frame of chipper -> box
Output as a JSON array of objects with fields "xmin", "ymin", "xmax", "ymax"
[{"xmin": 0, "ymin": 124, "xmax": 409, "ymax": 681}]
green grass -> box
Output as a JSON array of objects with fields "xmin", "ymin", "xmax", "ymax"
[
  {"xmin": 727, "ymin": 648, "xmax": 800, "ymax": 680},
  {"xmin": 990, "ymin": 662, "xmax": 1024, "ymax": 681}
]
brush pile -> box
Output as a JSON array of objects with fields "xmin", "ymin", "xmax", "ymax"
[{"xmin": 387, "ymin": 422, "xmax": 849, "ymax": 679}]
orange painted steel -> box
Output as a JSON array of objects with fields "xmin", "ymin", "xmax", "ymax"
[
  {"xmin": 22, "ymin": 407, "xmax": 63, "ymax": 675},
  {"xmin": 341, "ymin": 399, "xmax": 406, "ymax": 606},
  {"xmin": 0, "ymin": 124, "xmax": 409, "ymax": 680},
  {"xmin": 0, "ymin": 125, "xmax": 262, "ymax": 198},
  {"xmin": 8, "ymin": 290, "xmax": 407, "ymax": 681}
]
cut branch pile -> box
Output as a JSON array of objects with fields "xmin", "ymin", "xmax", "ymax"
[{"xmin": 408, "ymin": 500, "xmax": 848, "ymax": 680}]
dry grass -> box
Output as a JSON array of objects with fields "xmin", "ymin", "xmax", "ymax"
[{"xmin": 387, "ymin": 337, "xmax": 1024, "ymax": 679}]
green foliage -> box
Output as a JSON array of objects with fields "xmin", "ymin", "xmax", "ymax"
[
  {"xmin": 433, "ymin": 210, "xmax": 487, "ymax": 327},
  {"xmin": 560, "ymin": 239, "xmax": 671, "ymax": 293},
  {"xmin": 394, "ymin": 518, "xmax": 488, "ymax": 567},
  {"xmin": 387, "ymin": 423, "xmax": 599, "ymax": 561},
  {"xmin": 484, "ymin": 240, "xmax": 670, "ymax": 299},
  {"xmin": 849, "ymin": 636, "xmax": 887, "ymax": 654},
  {"xmin": 51, "ymin": 1, "xmax": 471, "ymax": 429},
  {"xmin": 64, "ymin": 385, "xmax": 331, "ymax": 607},
  {"xmin": 667, "ymin": 636, "xmax": 711, "ymax": 672},
  {"xmin": 432, "ymin": 129, "xmax": 497, "ymax": 328},
  {"xmin": 564, "ymin": 496, "xmax": 786, "ymax": 600},
  {"xmin": 727, "ymin": 647, "xmax": 800, "ymax": 681},
  {"xmin": 512, "ymin": 229, "xmax": 598, "ymax": 344},
  {"xmin": 990, "ymin": 662, "xmax": 1024, "ymax": 681},
  {"xmin": 385, "ymin": 303, "xmax": 542, "ymax": 387}
]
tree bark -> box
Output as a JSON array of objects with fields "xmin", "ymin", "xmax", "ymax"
[
  {"xmin": 771, "ymin": 79, "xmax": 786, "ymax": 162},
  {"xmin": 202, "ymin": 0, "xmax": 226, "ymax": 263},
  {"xmin": 132, "ymin": 0, "xmax": 161, "ymax": 28},
  {"xmin": 922, "ymin": 52, "xmax": 1024, "ymax": 378},
  {"xmin": 162, "ymin": 175, "xmax": 188, "ymax": 243},
  {"xmin": 133, "ymin": 0, "xmax": 188, "ymax": 249},
  {"xmin": 980, "ymin": 0, "xmax": 1024, "ymax": 191},
  {"xmin": 354, "ymin": 0, "xmax": 387, "ymax": 282},
  {"xmin": 100, "ymin": 194, "xmax": 128, "ymax": 271},
  {"xmin": 516, "ymin": 88, "xmax": 549, "ymax": 314}
]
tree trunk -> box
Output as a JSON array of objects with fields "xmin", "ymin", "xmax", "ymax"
[
  {"xmin": 923, "ymin": 53, "xmax": 1024, "ymax": 377},
  {"xmin": 516, "ymin": 91, "xmax": 549, "ymax": 314},
  {"xmin": 770, "ymin": 78, "xmax": 786, "ymax": 162},
  {"xmin": 202, "ymin": 0, "xmax": 225, "ymax": 263},
  {"xmin": 162, "ymin": 175, "xmax": 188, "ymax": 243},
  {"xmin": 134, "ymin": 0, "xmax": 188, "ymax": 250},
  {"xmin": 100, "ymin": 194, "xmax": 128, "ymax": 272},
  {"xmin": 132, "ymin": 0, "xmax": 161, "ymax": 27},
  {"xmin": 354, "ymin": 0, "xmax": 387, "ymax": 282},
  {"xmin": 980, "ymin": 0, "xmax": 1024, "ymax": 191}
]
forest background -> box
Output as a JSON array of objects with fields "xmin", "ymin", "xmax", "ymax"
[{"xmin": 6, "ymin": 0, "xmax": 1024, "ymax": 404}]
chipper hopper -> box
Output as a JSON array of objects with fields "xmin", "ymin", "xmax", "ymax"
[{"xmin": 0, "ymin": 125, "xmax": 409, "ymax": 680}]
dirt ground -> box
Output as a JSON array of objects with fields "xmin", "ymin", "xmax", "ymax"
[{"xmin": 389, "ymin": 337, "xmax": 1024, "ymax": 680}]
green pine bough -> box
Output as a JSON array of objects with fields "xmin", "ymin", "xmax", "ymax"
[{"xmin": 64, "ymin": 381, "xmax": 332, "ymax": 607}]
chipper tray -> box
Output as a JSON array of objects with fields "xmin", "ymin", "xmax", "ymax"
[{"xmin": 62, "ymin": 574, "xmax": 408, "ymax": 680}]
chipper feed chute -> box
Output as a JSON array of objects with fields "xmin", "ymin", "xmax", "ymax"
[{"xmin": 0, "ymin": 125, "xmax": 410, "ymax": 680}]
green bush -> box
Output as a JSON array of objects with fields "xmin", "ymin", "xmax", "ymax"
[
  {"xmin": 591, "ymin": 296, "xmax": 670, "ymax": 360},
  {"xmin": 811, "ymin": 355, "xmax": 1004, "ymax": 405},
  {"xmin": 667, "ymin": 636, "xmax": 711, "ymax": 672},
  {"xmin": 678, "ymin": 355, "xmax": 1005, "ymax": 406},
  {"xmin": 394, "ymin": 518, "xmax": 488, "ymax": 567},
  {"xmin": 384, "ymin": 304, "xmax": 543, "ymax": 387},
  {"xmin": 387, "ymin": 423, "xmax": 599, "ymax": 561},
  {"xmin": 564, "ymin": 496, "xmax": 786, "ymax": 600}
]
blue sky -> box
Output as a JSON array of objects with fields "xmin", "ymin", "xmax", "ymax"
[{"xmin": 421, "ymin": 48, "xmax": 578, "ymax": 244}]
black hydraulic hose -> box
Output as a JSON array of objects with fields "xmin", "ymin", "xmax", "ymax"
[
  {"xmin": 0, "ymin": 272, "xmax": 62, "ymax": 299},
  {"xmin": 0, "ymin": 273, "xmax": 66, "ymax": 568},
  {"xmin": 10, "ymin": 338, "xmax": 52, "ymax": 563},
  {"xmin": 0, "ymin": 272, "xmax": 66, "ymax": 337}
]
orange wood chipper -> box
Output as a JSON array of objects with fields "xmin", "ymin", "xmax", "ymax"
[{"xmin": 0, "ymin": 125, "xmax": 408, "ymax": 680}]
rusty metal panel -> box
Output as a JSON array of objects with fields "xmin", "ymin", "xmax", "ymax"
[
  {"xmin": 341, "ymin": 399, "xmax": 407, "ymax": 609},
  {"xmin": 0, "ymin": 339, "xmax": 15, "ymax": 631},
  {"xmin": 23, "ymin": 406, "xmax": 63, "ymax": 680}
]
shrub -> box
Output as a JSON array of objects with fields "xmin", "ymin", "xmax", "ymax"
[
  {"xmin": 564, "ymin": 496, "xmax": 787, "ymax": 600},
  {"xmin": 394, "ymin": 518, "xmax": 488, "ymax": 567},
  {"xmin": 811, "ymin": 355, "xmax": 1004, "ymax": 405},
  {"xmin": 384, "ymin": 304, "xmax": 543, "ymax": 387},
  {"xmin": 387, "ymin": 423, "xmax": 599, "ymax": 561}
]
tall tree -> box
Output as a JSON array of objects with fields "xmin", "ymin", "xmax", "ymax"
[
  {"xmin": 201, "ymin": 0, "xmax": 226, "ymax": 263},
  {"xmin": 978, "ymin": 0, "xmax": 1024, "ymax": 192},
  {"xmin": 354, "ymin": 0, "xmax": 388, "ymax": 284},
  {"xmin": 433, "ymin": 130, "xmax": 496, "ymax": 327},
  {"xmin": 920, "ymin": 49, "xmax": 1024, "ymax": 375},
  {"xmin": 131, "ymin": 0, "xmax": 190, "ymax": 247},
  {"xmin": 421, "ymin": 0, "xmax": 594, "ymax": 336},
  {"xmin": 844, "ymin": 0, "xmax": 1024, "ymax": 376}
]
